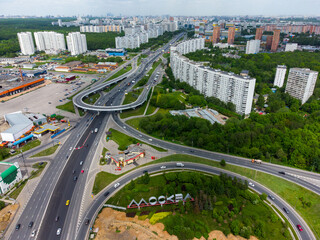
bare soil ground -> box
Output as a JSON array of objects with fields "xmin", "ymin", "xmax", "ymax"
[
  {"xmin": 93, "ymin": 208, "xmax": 259, "ymax": 240},
  {"xmin": 0, "ymin": 204, "xmax": 19, "ymax": 232}
]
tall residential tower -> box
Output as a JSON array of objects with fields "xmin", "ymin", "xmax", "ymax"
[
  {"xmin": 66, "ymin": 32, "xmax": 87, "ymax": 56},
  {"xmin": 273, "ymin": 65, "xmax": 287, "ymax": 88},
  {"xmin": 17, "ymin": 32, "xmax": 35, "ymax": 55}
]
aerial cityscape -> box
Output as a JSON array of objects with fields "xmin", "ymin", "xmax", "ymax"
[{"xmin": 0, "ymin": 0, "xmax": 320, "ymax": 240}]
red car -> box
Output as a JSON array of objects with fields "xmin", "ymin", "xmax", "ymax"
[
  {"xmin": 297, "ymin": 225, "xmax": 303, "ymax": 231},
  {"xmin": 81, "ymin": 170, "xmax": 84, "ymax": 173}
]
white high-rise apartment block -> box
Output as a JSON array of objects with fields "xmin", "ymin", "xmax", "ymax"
[
  {"xmin": 285, "ymin": 68, "xmax": 318, "ymax": 104},
  {"xmin": 66, "ymin": 32, "xmax": 87, "ymax": 56},
  {"xmin": 138, "ymin": 32, "xmax": 149, "ymax": 44},
  {"xmin": 273, "ymin": 65, "xmax": 287, "ymax": 88},
  {"xmin": 171, "ymin": 38, "xmax": 256, "ymax": 115},
  {"xmin": 245, "ymin": 40, "xmax": 260, "ymax": 54},
  {"xmin": 285, "ymin": 43, "xmax": 298, "ymax": 52},
  {"xmin": 17, "ymin": 32, "xmax": 35, "ymax": 55},
  {"xmin": 115, "ymin": 35, "xmax": 140, "ymax": 49},
  {"xmin": 34, "ymin": 32, "xmax": 66, "ymax": 54}
]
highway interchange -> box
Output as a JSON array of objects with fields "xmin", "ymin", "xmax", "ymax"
[{"xmin": 8, "ymin": 32, "xmax": 319, "ymax": 240}]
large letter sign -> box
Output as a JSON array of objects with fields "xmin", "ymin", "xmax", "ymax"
[{"xmin": 127, "ymin": 193, "xmax": 194, "ymax": 209}]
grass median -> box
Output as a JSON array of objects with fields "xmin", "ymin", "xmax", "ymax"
[
  {"xmin": 105, "ymin": 65, "xmax": 132, "ymax": 82},
  {"xmin": 31, "ymin": 145, "xmax": 59, "ymax": 158}
]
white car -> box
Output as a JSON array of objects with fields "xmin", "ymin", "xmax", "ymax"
[
  {"xmin": 56, "ymin": 228, "xmax": 61, "ymax": 236},
  {"xmin": 114, "ymin": 182, "xmax": 120, "ymax": 188},
  {"xmin": 30, "ymin": 230, "xmax": 37, "ymax": 238},
  {"xmin": 248, "ymin": 182, "xmax": 255, "ymax": 187},
  {"xmin": 69, "ymin": 147, "xmax": 73, "ymax": 151},
  {"xmin": 160, "ymin": 166, "xmax": 166, "ymax": 169}
]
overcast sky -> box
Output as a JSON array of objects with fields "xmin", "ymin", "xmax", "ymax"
[{"xmin": 1, "ymin": 0, "xmax": 320, "ymax": 17}]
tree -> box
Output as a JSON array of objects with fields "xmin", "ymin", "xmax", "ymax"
[
  {"xmin": 260, "ymin": 193, "xmax": 267, "ymax": 201},
  {"xmin": 257, "ymin": 95, "xmax": 265, "ymax": 109},
  {"xmin": 220, "ymin": 159, "xmax": 226, "ymax": 167}
]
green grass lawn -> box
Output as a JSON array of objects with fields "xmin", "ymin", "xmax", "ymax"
[
  {"xmin": 107, "ymin": 128, "xmax": 167, "ymax": 152},
  {"xmin": 83, "ymin": 92, "xmax": 100, "ymax": 104},
  {"xmin": 120, "ymin": 101, "xmax": 148, "ymax": 119},
  {"xmin": 122, "ymin": 88, "xmax": 143, "ymax": 105},
  {"xmin": 92, "ymin": 172, "xmax": 119, "ymax": 195},
  {"xmin": 145, "ymin": 104, "xmax": 157, "ymax": 115},
  {"xmin": 19, "ymin": 139, "xmax": 41, "ymax": 152},
  {"xmin": 56, "ymin": 100, "xmax": 75, "ymax": 113},
  {"xmin": 30, "ymin": 162, "xmax": 48, "ymax": 179},
  {"xmin": 105, "ymin": 65, "xmax": 132, "ymax": 82},
  {"xmin": 31, "ymin": 145, "xmax": 59, "ymax": 158}
]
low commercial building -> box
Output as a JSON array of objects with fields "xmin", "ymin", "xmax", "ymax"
[
  {"xmin": 1, "ymin": 112, "xmax": 34, "ymax": 142},
  {"xmin": 105, "ymin": 48, "xmax": 127, "ymax": 56},
  {"xmin": 0, "ymin": 162, "xmax": 22, "ymax": 194},
  {"xmin": 285, "ymin": 43, "xmax": 298, "ymax": 52},
  {"xmin": 110, "ymin": 145, "xmax": 145, "ymax": 168}
]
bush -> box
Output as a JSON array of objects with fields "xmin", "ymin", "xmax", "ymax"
[
  {"xmin": 149, "ymin": 212, "xmax": 172, "ymax": 225},
  {"xmin": 215, "ymin": 201, "xmax": 223, "ymax": 206},
  {"xmin": 220, "ymin": 159, "xmax": 226, "ymax": 167}
]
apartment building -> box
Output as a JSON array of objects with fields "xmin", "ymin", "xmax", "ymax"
[
  {"xmin": 66, "ymin": 32, "xmax": 87, "ymax": 56},
  {"xmin": 271, "ymin": 29, "xmax": 280, "ymax": 52},
  {"xmin": 245, "ymin": 40, "xmax": 260, "ymax": 54},
  {"xmin": 285, "ymin": 68, "xmax": 318, "ymax": 104},
  {"xmin": 115, "ymin": 35, "xmax": 140, "ymax": 49},
  {"xmin": 17, "ymin": 32, "xmax": 35, "ymax": 55},
  {"xmin": 255, "ymin": 28, "xmax": 263, "ymax": 40},
  {"xmin": 227, "ymin": 27, "xmax": 235, "ymax": 44},
  {"xmin": 80, "ymin": 25, "xmax": 122, "ymax": 33},
  {"xmin": 171, "ymin": 38, "xmax": 256, "ymax": 115},
  {"xmin": 34, "ymin": 31, "xmax": 66, "ymax": 54},
  {"xmin": 273, "ymin": 65, "xmax": 287, "ymax": 88}
]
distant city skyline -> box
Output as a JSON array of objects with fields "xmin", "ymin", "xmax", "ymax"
[{"xmin": 1, "ymin": 0, "xmax": 320, "ymax": 17}]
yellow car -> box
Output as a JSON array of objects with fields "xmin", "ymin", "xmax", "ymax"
[{"xmin": 66, "ymin": 200, "xmax": 70, "ymax": 206}]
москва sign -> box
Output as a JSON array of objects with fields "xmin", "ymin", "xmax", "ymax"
[{"xmin": 127, "ymin": 193, "xmax": 194, "ymax": 209}]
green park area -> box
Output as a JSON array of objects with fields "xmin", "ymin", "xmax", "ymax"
[{"xmin": 106, "ymin": 171, "xmax": 290, "ymax": 240}]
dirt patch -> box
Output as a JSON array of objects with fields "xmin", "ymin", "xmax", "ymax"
[
  {"xmin": 93, "ymin": 208, "xmax": 258, "ymax": 240},
  {"xmin": 0, "ymin": 204, "xmax": 19, "ymax": 232}
]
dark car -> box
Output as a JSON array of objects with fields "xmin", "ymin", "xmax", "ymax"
[
  {"xmin": 55, "ymin": 216, "xmax": 60, "ymax": 222},
  {"xmin": 28, "ymin": 221, "xmax": 33, "ymax": 228},
  {"xmin": 283, "ymin": 207, "xmax": 290, "ymax": 214},
  {"xmin": 85, "ymin": 219, "xmax": 90, "ymax": 225},
  {"xmin": 104, "ymin": 192, "xmax": 110, "ymax": 197},
  {"xmin": 190, "ymin": 150, "xmax": 195, "ymax": 153},
  {"xmin": 268, "ymin": 195, "xmax": 275, "ymax": 200},
  {"xmin": 279, "ymin": 171, "xmax": 285, "ymax": 175},
  {"xmin": 72, "ymin": 170, "xmax": 76, "ymax": 174},
  {"xmin": 15, "ymin": 224, "xmax": 21, "ymax": 231},
  {"xmin": 73, "ymin": 176, "xmax": 77, "ymax": 181}
]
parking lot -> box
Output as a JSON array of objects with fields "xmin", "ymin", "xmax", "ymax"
[{"xmin": 0, "ymin": 79, "xmax": 91, "ymax": 120}]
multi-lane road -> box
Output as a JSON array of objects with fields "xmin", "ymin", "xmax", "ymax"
[{"xmin": 8, "ymin": 31, "xmax": 319, "ymax": 240}]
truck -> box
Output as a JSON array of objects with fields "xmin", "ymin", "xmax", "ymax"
[
  {"xmin": 176, "ymin": 163, "xmax": 184, "ymax": 167},
  {"xmin": 251, "ymin": 159, "xmax": 262, "ymax": 164}
]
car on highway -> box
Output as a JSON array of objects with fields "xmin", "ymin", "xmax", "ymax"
[
  {"xmin": 279, "ymin": 171, "xmax": 285, "ymax": 175},
  {"xmin": 73, "ymin": 176, "xmax": 77, "ymax": 181},
  {"xmin": 31, "ymin": 229, "xmax": 37, "ymax": 238},
  {"xmin": 104, "ymin": 191, "xmax": 110, "ymax": 197},
  {"xmin": 248, "ymin": 182, "xmax": 255, "ymax": 187},
  {"xmin": 283, "ymin": 207, "xmax": 290, "ymax": 214},
  {"xmin": 268, "ymin": 195, "xmax": 275, "ymax": 200},
  {"xmin": 66, "ymin": 200, "xmax": 70, "ymax": 206},
  {"xmin": 80, "ymin": 161, "xmax": 83, "ymax": 165},
  {"xmin": 72, "ymin": 170, "xmax": 76, "ymax": 174},
  {"xmin": 297, "ymin": 224, "xmax": 303, "ymax": 231},
  {"xmin": 15, "ymin": 224, "xmax": 21, "ymax": 231},
  {"xmin": 28, "ymin": 221, "xmax": 34, "ymax": 228},
  {"xmin": 85, "ymin": 219, "xmax": 90, "ymax": 225},
  {"xmin": 81, "ymin": 170, "xmax": 84, "ymax": 173},
  {"xmin": 190, "ymin": 150, "xmax": 195, "ymax": 153},
  {"xmin": 56, "ymin": 228, "xmax": 61, "ymax": 236},
  {"xmin": 69, "ymin": 147, "xmax": 73, "ymax": 151},
  {"xmin": 160, "ymin": 166, "xmax": 166, "ymax": 169},
  {"xmin": 55, "ymin": 216, "xmax": 60, "ymax": 222},
  {"xmin": 114, "ymin": 182, "xmax": 120, "ymax": 188},
  {"xmin": 148, "ymin": 138, "xmax": 152, "ymax": 141}
]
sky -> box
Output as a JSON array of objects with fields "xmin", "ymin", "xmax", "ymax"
[{"xmin": 1, "ymin": 0, "xmax": 320, "ymax": 17}]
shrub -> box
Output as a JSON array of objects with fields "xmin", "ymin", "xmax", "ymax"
[
  {"xmin": 220, "ymin": 159, "xmax": 226, "ymax": 167},
  {"xmin": 215, "ymin": 201, "xmax": 223, "ymax": 206},
  {"xmin": 149, "ymin": 212, "xmax": 172, "ymax": 225}
]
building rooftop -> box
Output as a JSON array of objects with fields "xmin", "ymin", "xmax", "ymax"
[
  {"xmin": 3, "ymin": 112, "xmax": 33, "ymax": 135},
  {"xmin": 0, "ymin": 163, "xmax": 15, "ymax": 175}
]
